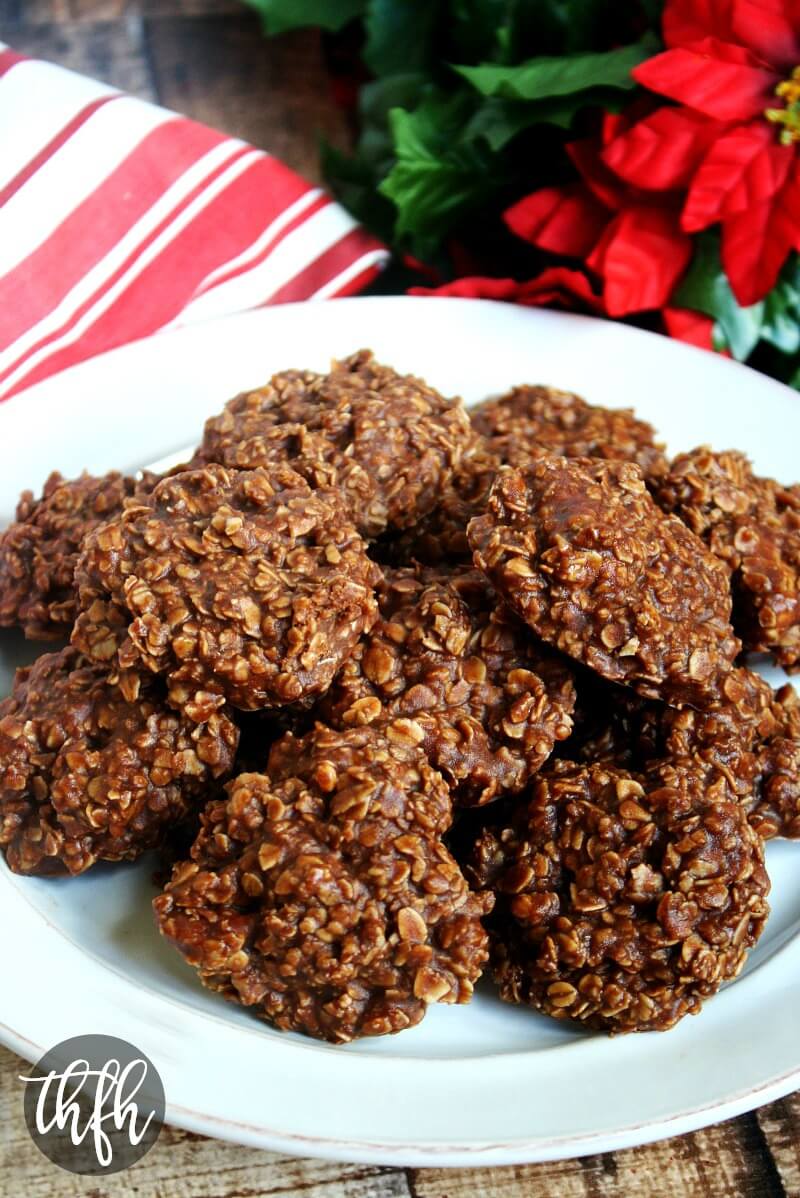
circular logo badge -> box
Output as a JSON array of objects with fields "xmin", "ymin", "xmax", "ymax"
[{"xmin": 20, "ymin": 1034, "xmax": 165, "ymax": 1176}]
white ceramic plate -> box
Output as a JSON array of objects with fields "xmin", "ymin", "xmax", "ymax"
[{"xmin": 1, "ymin": 298, "xmax": 799, "ymax": 1167}]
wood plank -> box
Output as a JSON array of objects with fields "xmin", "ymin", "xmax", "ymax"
[
  {"xmin": 144, "ymin": 16, "xmax": 350, "ymax": 182},
  {"xmin": 0, "ymin": 0, "xmax": 72, "ymax": 24},
  {"xmin": 757, "ymin": 1093, "xmax": 800, "ymax": 1196},
  {"xmin": 0, "ymin": 16, "xmax": 157, "ymax": 100},
  {"xmin": 411, "ymin": 1113, "xmax": 788, "ymax": 1198},
  {"xmin": 0, "ymin": 1, "xmax": 242, "ymax": 21},
  {"xmin": 0, "ymin": 1044, "xmax": 411, "ymax": 1198},
  {"xmin": 67, "ymin": 0, "xmax": 129, "ymax": 19},
  {"xmin": 139, "ymin": 1, "xmax": 242, "ymax": 15},
  {"xmin": 414, "ymin": 1157, "xmax": 594, "ymax": 1198},
  {"xmin": 2, "ymin": 1039, "xmax": 799, "ymax": 1195}
]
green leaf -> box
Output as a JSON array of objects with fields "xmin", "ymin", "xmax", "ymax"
[
  {"xmin": 503, "ymin": 0, "xmax": 663, "ymax": 58},
  {"xmin": 361, "ymin": 74, "xmax": 429, "ymax": 125},
  {"xmin": 454, "ymin": 33, "xmax": 658, "ymax": 101},
  {"xmin": 495, "ymin": 21, "xmax": 513, "ymax": 60},
  {"xmin": 358, "ymin": 73, "xmax": 428, "ymax": 170},
  {"xmin": 675, "ymin": 234, "xmax": 764, "ymax": 362},
  {"xmin": 463, "ymin": 88, "xmax": 628, "ymax": 150},
  {"xmin": 363, "ymin": 0, "xmax": 442, "ymax": 76},
  {"xmin": 464, "ymin": 98, "xmax": 573, "ymax": 150},
  {"xmin": 761, "ymin": 257, "xmax": 800, "ymax": 354},
  {"xmin": 379, "ymin": 92, "xmax": 498, "ymax": 251},
  {"xmin": 320, "ymin": 74, "xmax": 431, "ymax": 243},
  {"xmin": 320, "ymin": 142, "xmax": 397, "ymax": 244},
  {"xmin": 760, "ymin": 269, "xmax": 800, "ymax": 354},
  {"xmin": 243, "ymin": 0, "xmax": 365, "ymax": 34},
  {"xmin": 503, "ymin": 0, "xmax": 597, "ymax": 57},
  {"xmin": 720, "ymin": 303, "xmax": 765, "ymax": 363},
  {"xmin": 711, "ymin": 323, "xmax": 728, "ymax": 353},
  {"xmin": 447, "ymin": 0, "xmax": 516, "ymax": 64},
  {"xmin": 639, "ymin": 0, "xmax": 666, "ymax": 27}
]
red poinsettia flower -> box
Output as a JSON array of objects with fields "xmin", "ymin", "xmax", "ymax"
[
  {"xmin": 413, "ymin": 279, "xmax": 729, "ymax": 359},
  {"xmin": 626, "ymin": 0, "xmax": 800, "ymax": 305},
  {"xmin": 409, "ymin": 267, "xmax": 606, "ymax": 313},
  {"xmin": 504, "ymin": 111, "xmax": 693, "ymax": 317},
  {"xmin": 663, "ymin": 306, "xmax": 734, "ymax": 354}
]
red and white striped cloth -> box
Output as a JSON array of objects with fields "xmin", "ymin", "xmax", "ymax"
[{"xmin": 0, "ymin": 45, "xmax": 388, "ymax": 402}]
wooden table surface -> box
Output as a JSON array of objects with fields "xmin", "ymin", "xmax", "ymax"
[{"xmin": 0, "ymin": 3, "xmax": 798, "ymax": 1195}]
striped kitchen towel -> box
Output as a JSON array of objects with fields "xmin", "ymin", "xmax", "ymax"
[{"xmin": 0, "ymin": 45, "xmax": 388, "ymax": 402}]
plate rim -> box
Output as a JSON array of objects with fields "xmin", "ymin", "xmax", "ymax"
[
  {"xmin": 4, "ymin": 1003, "xmax": 799, "ymax": 1166},
  {"xmin": 1, "ymin": 296, "xmax": 799, "ymax": 1167},
  {"xmin": 5, "ymin": 294, "xmax": 800, "ymax": 417}
]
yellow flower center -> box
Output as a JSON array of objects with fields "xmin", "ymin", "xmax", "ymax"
[{"xmin": 765, "ymin": 66, "xmax": 800, "ymax": 144}]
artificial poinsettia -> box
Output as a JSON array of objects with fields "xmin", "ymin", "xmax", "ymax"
[
  {"xmin": 412, "ymin": 276, "xmax": 724, "ymax": 354},
  {"xmin": 251, "ymin": 0, "xmax": 800, "ymax": 388},
  {"xmin": 503, "ymin": 109, "xmax": 693, "ymax": 317},
  {"xmin": 663, "ymin": 307, "xmax": 724, "ymax": 351},
  {"xmin": 409, "ymin": 267, "xmax": 606, "ymax": 312},
  {"xmin": 622, "ymin": 0, "xmax": 800, "ymax": 305}
]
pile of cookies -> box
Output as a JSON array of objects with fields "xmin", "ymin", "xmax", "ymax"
[{"xmin": 1, "ymin": 351, "xmax": 796, "ymax": 1043}]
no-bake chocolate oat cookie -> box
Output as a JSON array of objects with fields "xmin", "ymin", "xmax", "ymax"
[
  {"xmin": 645, "ymin": 664, "xmax": 800, "ymax": 841},
  {"xmin": 750, "ymin": 684, "xmax": 800, "ymax": 840},
  {"xmin": 655, "ymin": 447, "xmax": 800, "ymax": 670},
  {"xmin": 471, "ymin": 758, "xmax": 770, "ymax": 1032},
  {"xmin": 564, "ymin": 667, "xmax": 800, "ymax": 841},
  {"xmin": 319, "ymin": 565, "xmax": 575, "ymax": 805},
  {"xmin": 557, "ymin": 670, "xmax": 648, "ymax": 771},
  {"xmin": 376, "ymin": 441, "xmax": 499, "ymax": 567},
  {"xmin": 71, "ymin": 463, "xmax": 379, "ymax": 716},
  {"xmin": 471, "ymin": 385, "xmax": 668, "ymax": 480},
  {"xmin": 154, "ymin": 725, "xmax": 492, "ymax": 1042},
  {"xmin": 4, "ymin": 348, "xmax": 799, "ymax": 1047},
  {"xmin": 573, "ymin": 667, "xmax": 776, "ymax": 768},
  {"xmin": 468, "ymin": 458, "xmax": 740, "ymax": 708},
  {"xmin": 754, "ymin": 734, "xmax": 800, "ymax": 841},
  {"xmin": 0, "ymin": 470, "xmax": 154, "ymax": 640},
  {"xmin": 0, "ymin": 647, "xmax": 238, "ymax": 876},
  {"xmin": 649, "ymin": 668, "xmax": 779, "ymax": 760},
  {"xmin": 198, "ymin": 350, "xmax": 474, "ymax": 538}
]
